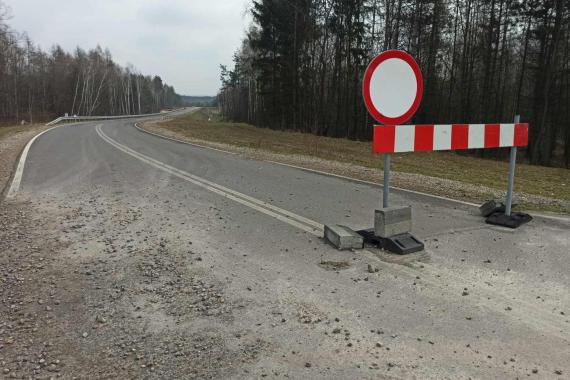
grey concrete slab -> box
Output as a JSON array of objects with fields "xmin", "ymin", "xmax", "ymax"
[
  {"xmin": 324, "ymin": 225, "xmax": 364, "ymax": 250},
  {"xmin": 374, "ymin": 206, "xmax": 412, "ymax": 237}
]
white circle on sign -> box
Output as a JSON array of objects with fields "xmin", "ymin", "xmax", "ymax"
[{"xmin": 369, "ymin": 58, "xmax": 417, "ymax": 118}]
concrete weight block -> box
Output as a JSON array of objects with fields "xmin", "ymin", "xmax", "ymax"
[
  {"xmin": 324, "ymin": 225, "xmax": 364, "ymax": 250},
  {"xmin": 374, "ymin": 207, "xmax": 412, "ymax": 238},
  {"xmin": 479, "ymin": 200, "xmax": 503, "ymax": 217}
]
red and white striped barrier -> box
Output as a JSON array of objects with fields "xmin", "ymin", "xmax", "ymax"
[{"xmin": 373, "ymin": 123, "xmax": 529, "ymax": 153}]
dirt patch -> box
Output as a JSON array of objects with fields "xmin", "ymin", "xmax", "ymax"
[
  {"xmin": 0, "ymin": 193, "xmax": 263, "ymax": 378},
  {"xmin": 319, "ymin": 261, "xmax": 351, "ymax": 271}
]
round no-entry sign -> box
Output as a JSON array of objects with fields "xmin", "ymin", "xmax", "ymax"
[{"xmin": 363, "ymin": 50, "xmax": 423, "ymax": 125}]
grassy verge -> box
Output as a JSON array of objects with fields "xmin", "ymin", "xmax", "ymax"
[
  {"xmin": 0, "ymin": 125, "xmax": 29, "ymax": 140},
  {"xmin": 0, "ymin": 123, "xmax": 49, "ymax": 141},
  {"xmin": 148, "ymin": 108, "xmax": 570, "ymax": 214}
]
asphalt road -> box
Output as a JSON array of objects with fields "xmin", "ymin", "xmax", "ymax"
[{"xmin": 12, "ymin": 112, "xmax": 570, "ymax": 378}]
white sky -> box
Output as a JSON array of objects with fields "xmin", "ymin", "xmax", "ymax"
[{"xmin": 4, "ymin": 0, "xmax": 251, "ymax": 96}]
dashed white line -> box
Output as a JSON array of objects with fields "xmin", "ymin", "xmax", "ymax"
[{"xmin": 95, "ymin": 124, "xmax": 323, "ymax": 236}]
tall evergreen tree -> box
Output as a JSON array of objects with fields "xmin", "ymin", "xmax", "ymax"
[{"xmin": 219, "ymin": 0, "xmax": 570, "ymax": 167}]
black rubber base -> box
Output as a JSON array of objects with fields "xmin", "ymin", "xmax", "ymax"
[
  {"xmin": 485, "ymin": 212, "xmax": 532, "ymax": 228},
  {"xmin": 356, "ymin": 228, "xmax": 424, "ymax": 255},
  {"xmin": 356, "ymin": 228, "xmax": 382, "ymax": 245}
]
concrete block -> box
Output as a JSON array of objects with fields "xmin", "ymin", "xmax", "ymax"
[
  {"xmin": 479, "ymin": 199, "xmax": 518, "ymax": 217},
  {"xmin": 479, "ymin": 200, "xmax": 503, "ymax": 217},
  {"xmin": 374, "ymin": 207, "xmax": 412, "ymax": 238},
  {"xmin": 324, "ymin": 225, "xmax": 364, "ymax": 250}
]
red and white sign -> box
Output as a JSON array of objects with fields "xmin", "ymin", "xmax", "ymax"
[
  {"xmin": 363, "ymin": 50, "xmax": 423, "ymax": 125},
  {"xmin": 363, "ymin": 51, "xmax": 530, "ymax": 155},
  {"xmin": 373, "ymin": 123, "xmax": 529, "ymax": 153}
]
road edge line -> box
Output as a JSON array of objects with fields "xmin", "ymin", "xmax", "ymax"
[
  {"xmin": 262, "ymin": 161, "xmax": 570, "ymax": 223},
  {"xmin": 133, "ymin": 122, "xmax": 238, "ymax": 156},
  {"xmin": 132, "ymin": 123, "xmax": 483, "ymax": 206},
  {"xmin": 4, "ymin": 122, "xmax": 89, "ymax": 199},
  {"xmin": 132, "ymin": 122, "xmax": 569, "ymax": 223},
  {"xmin": 105, "ymin": 125, "xmax": 570, "ymax": 339},
  {"xmin": 265, "ymin": 160, "xmax": 481, "ymax": 205},
  {"xmin": 96, "ymin": 125, "xmax": 323, "ymax": 235},
  {"xmin": 5, "ymin": 125, "xmax": 64, "ymax": 199}
]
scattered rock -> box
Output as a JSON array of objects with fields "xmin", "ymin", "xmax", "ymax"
[
  {"xmin": 96, "ymin": 315, "xmax": 107, "ymax": 324},
  {"xmin": 367, "ymin": 264, "xmax": 379, "ymax": 273}
]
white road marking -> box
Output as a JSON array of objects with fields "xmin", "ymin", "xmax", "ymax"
[
  {"xmin": 133, "ymin": 122, "xmax": 475, "ymax": 206},
  {"xmin": 264, "ymin": 160, "xmax": 480, "ymax": 206},
  {"xmin": 7, "ymin": 124, "xmax": 68, "ymax": 198},
  {"xmin": 104, "ymin": 123, "xmax": 569, "ymax": 338},
  {"xmin": 133, "ymin": 122, "xmax": 238, "ymax": 155},
  {"xmin": 12, "ymin": 122, "xmax": 565, "ymax": 339},
  {"xmin": 95, "ymin": 125, "xmax": 324, "ymax": 236},
  {"xmin": 132, "ymin": 122, "xmax": 570, "ymax": 222}
]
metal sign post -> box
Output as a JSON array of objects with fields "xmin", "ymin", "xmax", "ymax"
[
  {"xmin": 362, "ymin": 50, "xmax": 424, "ymax": 213},
  {"xmin": 372, "ymin": 121, "xmax": 532, "ymax": 229},
  {"xmin": 383, "ymin": 154, "xmax": 390, "ymax": 208},
  {"xmin": 482, "ymin": 113, "xmax": 532, "ymax": 228},
  {"xmin": 323, "ymin": 50, "xmax": 425, "ymax": 254},
  {"xmin": 505, "ymin": 114, "xmax": 520, "ymax": 217},
  {"xmin": 324, "ymin": 50, "xmax": 531, "ymax": 255},
  {"xmin": 360, "ymin": 50, "xmax": 425, "ymax": 254}
]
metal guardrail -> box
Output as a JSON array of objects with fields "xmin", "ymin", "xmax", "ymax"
[{"xmin": 45, "ymin": 111, "xmax": 174, "ymax": 126}]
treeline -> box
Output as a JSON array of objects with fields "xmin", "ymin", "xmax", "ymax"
[
  {"xmin": 218, "ymin": 0, "xmax": 570, "ymax": 167},
  {"xmin": 181, "ymin": 96, "xmax": 217, "ymax": 107},
  {"xmin": 0, "ymin": 2, "xmax": 181, "ymax": 123}
]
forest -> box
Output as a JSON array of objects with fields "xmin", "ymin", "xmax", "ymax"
[
  {"xmin": 0, "ymin": 1, "xmax": 181, "ymax": 124},
  {"xmin": 218, "ymin": 0, "xmax": 570, "ymax": 167}
]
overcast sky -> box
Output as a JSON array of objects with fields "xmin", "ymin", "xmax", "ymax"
[{"xmin": 4, "ymin": 0, "xmax": 251, "ymax": 96}]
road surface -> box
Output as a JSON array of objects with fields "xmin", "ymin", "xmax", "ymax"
[{"xmin": 5, "ymin": 111, "xmax": 570, "ymax": 379}]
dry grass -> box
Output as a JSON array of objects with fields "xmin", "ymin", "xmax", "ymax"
[
  {"xmin": 161, "ymin": 109, "xmax": 570, "ymax": 206},
  {"xmin": 0, "ymin": 125, "xmax": 26, "ymax": 140},
  {"xmin": 0, "ymin": 123, "xmax": 46, "ymax": 140}
]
